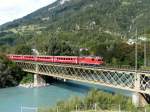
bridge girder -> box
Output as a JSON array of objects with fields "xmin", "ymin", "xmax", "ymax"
[{"xmin": 14, "ymin": 61, "xmax": 150, "ymax": 95}]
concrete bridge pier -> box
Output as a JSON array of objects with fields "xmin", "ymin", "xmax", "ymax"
[
  {"xmin": 132, "ymin": 92, "xmax": 140, "ymax": 107},
  {"xmin": 132, "ymin": 92, "xmax": 149, "ymax": 107},
  {"xmin": 132, "ymin": 73, "xmax": 149, "ymax": 107},
  {"xmin": 34, "ymin": 74, "xmax": 38, "ymax": 86},
  {"xmin": 33, "ymin": 64, "xmax": 46, "ymax": 87},
  {"xmin": 34, "ymin": 74, "xmax": 46, "ymax": 87}
]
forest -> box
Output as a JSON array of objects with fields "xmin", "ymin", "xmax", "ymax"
[{"xmin": 0, "ymin": 54, "xmax": 25, "ymax": 88}]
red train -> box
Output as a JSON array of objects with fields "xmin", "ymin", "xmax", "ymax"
[{"xmin": 7, "ymin": 55, "xmax": 104, "ymax": 66}]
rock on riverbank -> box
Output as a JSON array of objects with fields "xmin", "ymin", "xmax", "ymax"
[{"xmin": 19, "ymin": 83, "xmax": 49, "ymax": 88}]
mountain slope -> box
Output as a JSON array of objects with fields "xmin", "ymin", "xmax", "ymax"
[
  {"xmin": 1, "ymin": 0, "xmax": 150, "ymax": 33},
  {"xmin": 0, "ymin": 0, "xmax": 150, "ymax": 66},
  {"xmin": 0, "ymin": 0, "xmax": 150, "ymax": 53}
]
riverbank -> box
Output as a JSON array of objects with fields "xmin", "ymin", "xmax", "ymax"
[{"xmin": 38, "ymin": 89, "xmax": 138, "ymax": 112}]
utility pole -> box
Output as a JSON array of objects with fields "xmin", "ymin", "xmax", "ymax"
[
  {"xmin": 135, "ymin": 29, "xmax": 138, "ymax": 71},
  {"xmin": 144, "ymin": 41, "xmax": 147, "ymax": 67}
]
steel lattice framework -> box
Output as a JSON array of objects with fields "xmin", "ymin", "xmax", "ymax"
[{"xmin": 15, "ymin": 61, "xmax": 150, "ymax": 95}]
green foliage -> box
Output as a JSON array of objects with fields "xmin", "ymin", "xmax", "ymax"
[
  {"xmin": 0, "ymin": 53, "xmax": 25, "ymax": 88},
  {"xmin": 14, "ymin": 44, "xmax": 32, "ymax": 55},
  {"xmin": 80, "ymin": 50, "xmax": 90, "ymax": 56},
  {"xmin": 106, "ymin": 42, "xmax": 144, "ymax": 66},
  {"xmin": 47, "ymin": 36, "xmax": 76, "ymax": 56},
  {"xmin": 145, "ymin": 105, "xmax": 150, "ymax": 111},
  {"xmin": 84, "ymin": 89, "xmax": 135, "ymax": 110},
  {"xmin": 38, "ymin": 89, "xmax": 137, "ymax": 112},
  {"xmin": 0, "ymin": 32, "xmax": 17, "ymax": 46},
  {"xmin": 20, "ymin": 73, "xmax": 34, "ymax": 84}
]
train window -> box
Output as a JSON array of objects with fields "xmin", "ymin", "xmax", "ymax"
[
  {"xmin": 98, "ymin": 59, "xmax": 101, "ymax": 61},
  {"xmin": 92, "ymin": 58, "xmax": 95, "ymax": 61}
]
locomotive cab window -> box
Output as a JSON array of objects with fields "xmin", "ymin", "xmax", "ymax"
[
  {"xmin": 98, "ymin": 59, "xmax": 101, "ymax": 61},
  {"xmin": 92, "ymin": 58, "xmax": 95, "ymax": 61}
]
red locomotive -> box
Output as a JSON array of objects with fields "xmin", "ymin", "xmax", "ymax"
[{"xmin": 7, "ymin": 55, "xmax": 104, "ymax": 66}]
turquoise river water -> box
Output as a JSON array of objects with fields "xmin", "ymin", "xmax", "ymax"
[{"xmin": 0, "ymin": 81, "xmax": 133, "ymax": 112}]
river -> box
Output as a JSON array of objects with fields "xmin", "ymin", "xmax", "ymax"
[{"xmin": 0, "ymin": 80, "xmax": 133, "ymax": 112}]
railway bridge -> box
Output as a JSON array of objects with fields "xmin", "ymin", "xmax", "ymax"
[{"xmin": 13, "ymin": 60, "xmax": 150, "ymax": 107}]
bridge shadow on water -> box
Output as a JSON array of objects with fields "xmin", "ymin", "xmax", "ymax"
[
  {"xmin": 51, "ymin": 80, "xmax": 115, "ymax": 95},
  {"xmin": 52, "ymin": 80, "xmax": 91, "ymax": 94},
  {"xmin": 45, "ymin": 76, "xmax": 131, "ymax": 96}
]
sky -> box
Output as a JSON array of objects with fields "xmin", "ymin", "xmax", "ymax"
[{"xmin": 0, "ymin": 0, "xmax": 57, "ymax": 25}]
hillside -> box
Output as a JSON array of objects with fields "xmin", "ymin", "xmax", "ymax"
[
  {"xmin": 0, "ymin": 0, "xmax": 150, "ymax": 66},
  {"xmin": 1, "ymin": 0, "xmax": 150, "ymax": 33}
]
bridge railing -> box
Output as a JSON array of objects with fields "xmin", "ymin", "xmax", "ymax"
[{"xmin": 105, "ymin": 64, "xmax": 150, "ymax": 72}]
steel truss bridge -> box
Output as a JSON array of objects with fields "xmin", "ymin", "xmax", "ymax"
[{"xmin": 14, "ymin": 60, "xmax": 150, "ymax": 106}]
